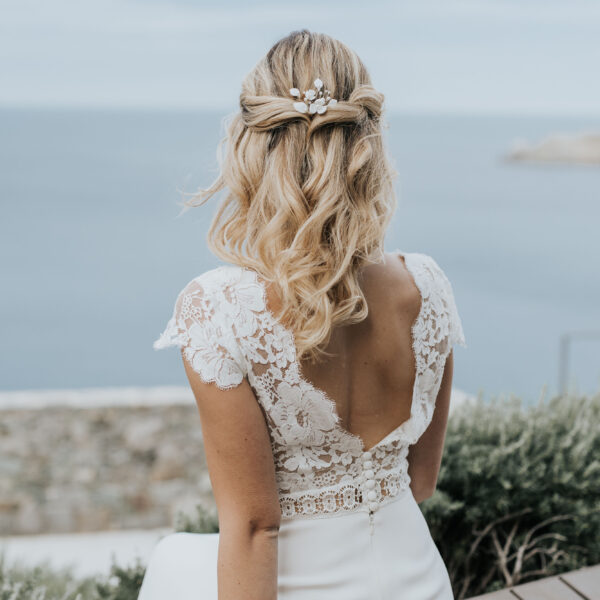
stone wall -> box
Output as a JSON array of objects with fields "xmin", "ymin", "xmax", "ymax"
[{"xmin": 0, "ymin": 405, "xmax": 215, "ymax": 536}]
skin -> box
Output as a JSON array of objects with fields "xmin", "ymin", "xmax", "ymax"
[
  {"xmin": 181, "ymin": 251, "xmax": 455, "ymax": 599},
  {"xmin": 183, "ymin": 356, "xmax": 280, "ymax": 600}
]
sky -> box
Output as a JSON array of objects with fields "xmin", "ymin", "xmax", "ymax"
[{"xmin": 1, "ymin": 0, "xmax": 599, "ymax": 114}]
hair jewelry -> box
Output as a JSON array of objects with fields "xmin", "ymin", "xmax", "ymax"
[{"xmin": 290, "ymin": 78, "xmax": 338, "ymax": 115}]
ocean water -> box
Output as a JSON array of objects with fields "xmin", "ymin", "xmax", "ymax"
[{"xmin": 1, "ymin": 108, "xmax": 599, "ymax": 401}]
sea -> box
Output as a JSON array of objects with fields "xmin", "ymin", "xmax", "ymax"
[{"xmin": 1, "ymin": 108, "xmax": 599, "ymax": 403}]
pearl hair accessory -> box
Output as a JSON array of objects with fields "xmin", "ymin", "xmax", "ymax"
[{"xmin": 290, "ymin": 78, "xmax": 338, "ymax": 115}]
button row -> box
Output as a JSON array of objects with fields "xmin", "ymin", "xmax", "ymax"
[{"xmin": 361, "ymin": 451, "xmax": 379, "ymax": 513}]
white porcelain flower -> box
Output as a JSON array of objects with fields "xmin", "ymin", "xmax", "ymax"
[
  {"xmin": 290, "ymin": 78, "xmax": 337, "ymax": 116},
  {"xmin": 310, "ymin": 97, "xmax": 328, "ymax": 115},
  {"xmin": 293, "ymin": 101, "xmax": 308, "ymax": 114}
]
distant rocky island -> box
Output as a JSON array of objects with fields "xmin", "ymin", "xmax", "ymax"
[{"xmin": 506, "ymin": 132, "xmax": 600, "ymax": 165}]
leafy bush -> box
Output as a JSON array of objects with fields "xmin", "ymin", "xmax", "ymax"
[
  {"xmin": 3, "ymin": 393, "xmax": 597, "ymax": 599},
  {"xmin": 174, "ymin": 504, "xmax": 219, "ymax": 534},
  {"xmin": 95, "ymin": 560, "xmax": 146, "ymax": 600},
  {"xmin": 0, "ymin": 504, "xmax": 218, "ymax": 600},
  {"xmin": 0, "ymin": 555, "xmax": 96, "ymax": 599},
  {"xmin": 422, "ymin": 391, "xmax": 600, "ymax": 599},
  {"xmin": 0, "ymin": 557, "xmax": 147, "ymax": 600}
]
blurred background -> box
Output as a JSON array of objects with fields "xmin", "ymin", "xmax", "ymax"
[{"xmin": 1, "ymin": 0, "xmax": 599, "ymax": 595}]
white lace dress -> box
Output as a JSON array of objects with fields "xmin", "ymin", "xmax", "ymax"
[{"xmin": 139, "ymin": 249, "xmax": 466, "ymax": 600}]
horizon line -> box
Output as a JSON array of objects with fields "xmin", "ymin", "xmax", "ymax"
[{"xmin": 1, "ymin": 102, "xmax": 600, "ymax": 119}]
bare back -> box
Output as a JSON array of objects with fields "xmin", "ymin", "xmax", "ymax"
[{"xmin": 284, "ymin": 252, "xmax": 423, "ymax": 451}]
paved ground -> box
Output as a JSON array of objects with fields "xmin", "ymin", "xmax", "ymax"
[{"xmin": 0, "ymin": 528, "xmax": 171, "ymax": 577}]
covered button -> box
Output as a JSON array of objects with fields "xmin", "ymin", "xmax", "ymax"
[
  {"xmin": 365, "ymin": 480, "xmax": 376, "ymax": 490},
  {"xmin": 363, "ymin": 460, "xmax": 373, "ymax": 469},
  {"xmin": 367, "ymin": 490, "xmax": 377, "ymax": 501},
  {"xmin": 368, "ymin": 502, "xmax": 379, "ymax": 512},
  {"xmin": 362, "ymin": 451, "xmax": 372, "ymax": 460},
  {"xmin": 364, "ymin": 469, "xmax": 374, "ymax": 479}
]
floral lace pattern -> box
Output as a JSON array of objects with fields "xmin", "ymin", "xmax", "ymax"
[{"xmin": 154, "ymin": 250, "xmax": 466, "ymax": 520}]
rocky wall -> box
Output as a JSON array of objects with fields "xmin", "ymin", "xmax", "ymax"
[{"xmin": 0, "ymin": 405, "xmax": 214, "ymax": 536}]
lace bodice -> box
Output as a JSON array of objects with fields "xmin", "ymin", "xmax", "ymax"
[{"xmin": 153, "ymin": 250, "xmax": 466, "ymax": 520}]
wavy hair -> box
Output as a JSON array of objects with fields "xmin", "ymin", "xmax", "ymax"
[{"xmin": 183, "ymin": 29, "xmax": 398, "ymax": 363}]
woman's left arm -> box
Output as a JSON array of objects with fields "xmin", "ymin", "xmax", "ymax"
[
  {"xmin": 407, "ymin": 350, "xmax": 454, "ymax": 504},
  {"xmin": 182, "ymin": 354, "xmax": 280, "ymax": 600}
]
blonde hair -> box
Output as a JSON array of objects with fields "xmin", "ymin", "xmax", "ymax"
[{"xmin": 183, "ymin": 29, "xmax": 397, "ymax": 363}]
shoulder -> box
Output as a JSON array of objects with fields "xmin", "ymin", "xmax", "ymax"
[
  {"xmin": 372, "ymin": 251, "xmax": 423, "ymax": 317},
  {"xmin": 399, "ymin": 251, "xmax": 454, "ymax": 295},
  {"xmin": 166, "ymin": 263, "xmax": 269, "ymax": 338},
  {"xmin": 172, "ymin": 264, "xmax": 266, "ymax": 309},
  {"xmin": 154, "ymin": 264, "xmax": 255, "ymax": 387},
  {"xmin": 397, "ymin": 250, "xmax": 467, "ymax": 348}
]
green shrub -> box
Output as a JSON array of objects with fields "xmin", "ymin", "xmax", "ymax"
[
  {"xmin": 174, "ymin": 504, "xmax": 219, "ymax": 534},
  {"xmin": 422, "ymin": 391, "xmax": 600, "ymax": 599},
  {"xmin": 0, "ymin": 555, "xmax": 96, "ymax": 599},
  {"xmin": 0, "ymin": 503, "xmax": 218, "ymax": 600},
  {"xmin": 95, "ymin": 560, "xmax": 146, "ymax": 600},
  {"xmin": 3, "ymin": 393, "xmax": 597, "ymax": 599},
  {"xmin": 0, "ymin": 555, "xmax": 148, "ymax": 600}
]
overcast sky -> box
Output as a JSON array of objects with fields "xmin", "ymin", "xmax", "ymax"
[{"xmin": 1, "ymin": 0, "xmax": 599, "ymax": 113}]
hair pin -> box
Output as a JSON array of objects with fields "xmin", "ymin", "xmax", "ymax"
[{"xmin": 290, "ymin": 78, "xmax": 338, "ymax": 115}]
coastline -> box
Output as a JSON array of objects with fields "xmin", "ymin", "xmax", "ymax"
[{"xmin": 0, "ymin": 385, "xmax": 475, "ymax": 411}]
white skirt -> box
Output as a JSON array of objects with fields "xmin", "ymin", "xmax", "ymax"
[{"xmin": 138, "ymin": 489, "xmax": 454, "ymax": 600}]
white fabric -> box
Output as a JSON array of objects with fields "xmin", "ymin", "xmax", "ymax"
[
  {"xmin": 146, "ymin": 249, "xmax": 466, "ymax": 598},
  {"xmin": 153, "ymin": 249, "xmax": 466, "ymax": 520},
  {"xmin": 138, "ymin": 489, "xmax": 453, "ymax": 600}
]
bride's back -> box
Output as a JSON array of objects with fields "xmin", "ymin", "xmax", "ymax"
[
  {"xmin": 154, "ymin": 246, "xmax": 465, "ymax": 522},
  {"xmin": 280, "ymin": 251, "xmax": 422, "ymax": 451}
]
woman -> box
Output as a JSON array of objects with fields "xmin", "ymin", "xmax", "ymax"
[{"xmin": 141, "ymin": 29, "xmax": 466, "ymax": 600}]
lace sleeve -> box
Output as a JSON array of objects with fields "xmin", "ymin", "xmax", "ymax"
[
  {"xmin": 153, "ymin": 276, "xmax": 247, "ymax": 390},
  {"xmin": 426, "ymin": 256, "xmax": 467, "ymax": 350}
]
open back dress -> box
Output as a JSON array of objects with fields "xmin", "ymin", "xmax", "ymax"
[{"xmin": 139, "ymin": 249, "xmax": 466, "ymax": 600}]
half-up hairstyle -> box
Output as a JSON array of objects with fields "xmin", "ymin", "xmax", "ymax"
[{"xmin": 184, "ymin": 29, "xmax": 398, "ymax": 363}]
